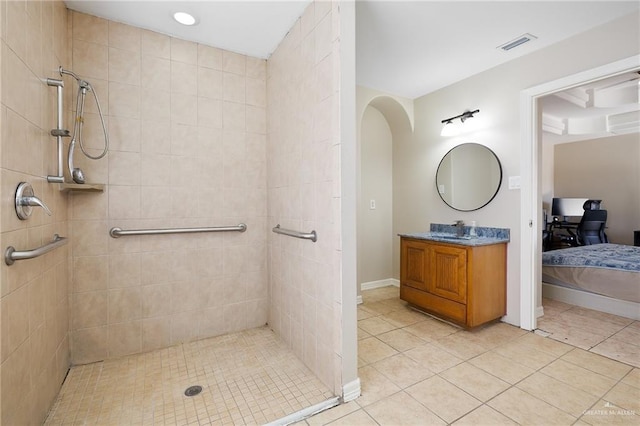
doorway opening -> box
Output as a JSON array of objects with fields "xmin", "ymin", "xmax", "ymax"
[{"xmin": 519, "ymin": 55, "xmax": 640, "ymax": 331}]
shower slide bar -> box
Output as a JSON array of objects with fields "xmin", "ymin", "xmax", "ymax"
[
  {"xmin": 272, "ymin": 224, "xmax": 317, "ymax": 242},
  {"xmin": 109, "ymin": 223, "xmax": 247, "ymax": 238},
  {"xmin": 5, "ymin": 234, "xmax": 68, "ymax": 265},
  {"xmin": 46, "ymin": 78, "xmax": 68, "ymax": 183}
]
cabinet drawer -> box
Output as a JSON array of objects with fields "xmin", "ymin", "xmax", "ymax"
[{"xmin": 400, "ymin": 285, "xmax": 466, "ymax": 325}]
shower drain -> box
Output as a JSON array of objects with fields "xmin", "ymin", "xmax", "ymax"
[{"xmin": 184, "ymin": 385, "xmax": 203, "ymax": 397}]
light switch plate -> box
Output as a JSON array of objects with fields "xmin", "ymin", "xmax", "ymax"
[
  {"xmin": 508, "ymin": 176, "xmax": 521, "ymax": 190},
  {"xmin": 370, "ymin": 200, "xmax": 376, "ymax": 210}
]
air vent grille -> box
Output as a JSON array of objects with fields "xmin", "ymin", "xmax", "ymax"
[{"xmin": 498, "ymin": 33, "xmax": 537, "ymax": 51}]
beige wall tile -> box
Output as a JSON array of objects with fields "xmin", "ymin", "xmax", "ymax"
[
  {"xmin": 141, "ymin": 55, "xmax": 171, "ymax": 89},
  {"xmin": 171, "ymin": 61, "xmax": 197, "ymax": 95},
  {"xmin": 223, "ymin": 51, "xmax": 246, "ymax": 75},
  {"xmin": 1, "ymin": 4, "xmax": 70, "ymax": 424},
  {"xmin": 108, "ymin": 252, "xmax": 140, "ymax": 288},
  {"xmin": 72, "ymin": 40, "xmax": 108, "ymax": 81},
  {"xmin": 71, "ymin": 220, "xmax": 109, "ymax": 256},
  {"xmin": 1, "ymin": 341, "xmax": 32, "ymax": 425},
  {"xmin": 1, "ymin": 284, "xmax": 30, "ymax": 362},
  {"xmin": 108, "ymin": 185, "xmax": 141, "ymax": 219},
  {"xmin": 140, "ymin": 88, "xmax": 170, "ymax": 122},
  {"xmin": 142, "ymin": 317, "xmax": 170, "ymax": 351},
  {"xmin": 108, "ymin": 151, "xmax": 141, "ymax": 186},
  {"xmin": 5, "ymin": 0, "xmax": 27, "ymax": 60},
  {"xmin": 140, "ymin": 187, "xmax": 173, "ymax": 218},
  {"xmin": 197, "ymin": 67, "xmax": 223, "ymax": 99},
  {"xmin": 71, "ymin": 326, "xmax": 105, "ymax": 362},
  {"xmin": 108, "ymin": 287, "xmax": 141, "ymax": 323},
  {"xmin": 141, "ymin": 283, "xmax": 171, "ymax": 317},
  {"xmin": 170, "ymin": 311, "xmax": 200, "ymax": 344},
  {"xmin": 246, "ymin": 57, "xmax": 266, "ymax": 80},
  {"xmin": 72, "ymin": 11, "xmax": 108, "ymax": 45},
  {"xmin": 170, "ymin": 93, "xmax": 197, "ymax": 125},
  {"xmin": 108, "ymin": 320, "xmax": 141, "ymax": 357},
  {"xmin": 72, "ymin": 291, "xmax": 107, "ymax": 329},
  {"xmin": 198, "ymin": 44, "xmax": 222, "ymax": 69},
  {"xmin": 141, "ymin": 119, "xmax": 171, "ymax": 154},
  {"xmin": 141, "ymin": 30, "xmax": 170, "ymax": 58},
  {"xmin": 108, "ymin": 82, "xmax": 140, "ymax": 119},
  {"xmin": 170, "ymin": 38, "xmax": 197, "ymax": 64},
  {"xmin": 109, "ymin": 47, "xmax": 140, "ymax": 85},
  {"xmin": 108, "ymin": 21, "xmax": 140, "ymax": 52},
  {"xmin": 73, "ymin": 255, "xmax": 108, "ymax": 292}
]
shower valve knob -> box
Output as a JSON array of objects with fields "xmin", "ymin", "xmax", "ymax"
[{"xmin": 15, "ymin": 182, "xmax": 53, "ymax": 220}]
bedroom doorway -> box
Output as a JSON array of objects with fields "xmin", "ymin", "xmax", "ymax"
[{"xmin": 519, "ymin": 55, "xmax": 640, "ymax": 331}]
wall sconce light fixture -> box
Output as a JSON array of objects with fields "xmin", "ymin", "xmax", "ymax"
[{"xmin": 441, "ymin": 109, "xmax": 480, "ymax": 136}]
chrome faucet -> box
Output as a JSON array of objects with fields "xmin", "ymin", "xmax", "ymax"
[
  {"xmin": 15, "ymin": 182, "xmax": 52, "ymax": 220},
  {"xmin": 453, "ymin": 220, "xmax": 465, "ymax": 237}
]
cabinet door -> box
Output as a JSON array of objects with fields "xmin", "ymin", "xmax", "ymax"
[
  {"xmin": 428, "ymin": 244, "xmax": 467, "ymax": 303},
  {"xmin": 401, "ymin": 239, "xmax": 428, "ymax": 291}
]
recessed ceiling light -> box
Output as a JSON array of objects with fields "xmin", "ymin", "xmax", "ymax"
[{"xmin": 173, "ymin": 12, "xmax": 197, "ymax": 26}]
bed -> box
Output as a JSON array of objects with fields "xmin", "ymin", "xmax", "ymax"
[{"xmin": 542, "ymin": 243, "xmax": 640, "ymax": 320}]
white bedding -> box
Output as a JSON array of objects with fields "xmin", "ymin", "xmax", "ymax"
[{"xmin": 542, "ymin": 244, "xmax": 640, "ymax": 304}]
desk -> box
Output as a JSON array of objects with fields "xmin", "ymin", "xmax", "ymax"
[{"xmin": 544, "ymin": 220, "xmax": 579, "ymax": 251}]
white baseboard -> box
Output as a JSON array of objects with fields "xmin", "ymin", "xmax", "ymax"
[
  {"xmin": 360, "ymin": 278, "xmax": 399, "ymax": 291},
  {"xmin": 356, "ymin": 295, "xmax": 363, "ymax": 305},
  {"xmin": 542, "ymin": 283, "xmax": 640, "ymax": 320},
  {"xmin": 342, "ymin": 378, "xmax": 361, "ymax": 402},
  {"xmin": 536, "ymin": 306, "xmax": 544, "ymax": 318}
]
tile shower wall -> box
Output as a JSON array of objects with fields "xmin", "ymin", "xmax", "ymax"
[
  {"xmin": 0, "ymin": 1, "xmax": 71, "ymax": 424},
  {"xmin": 267, "ymin": 1, "xmax": 343, "ymax": 394},
  {"xmin": 69, "ymin": 12, "xmax": 268, "ymax": 364}
]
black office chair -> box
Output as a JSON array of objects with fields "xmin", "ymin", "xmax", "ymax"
[{"xmin": 575, "ymin": 209, "xmax": 608, "ymax": 245}]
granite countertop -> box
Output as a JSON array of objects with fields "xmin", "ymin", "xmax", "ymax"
[
  {"xmin": 398, "ymin": 232, "xmax": 509, "ymax": 246},
  {"xmin": 399, "ymin": 223, "xmax": 510, "ymax": 247}
]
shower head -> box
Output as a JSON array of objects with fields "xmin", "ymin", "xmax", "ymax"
[
  {"xmin": 72, "ymin": 168, "xmax": 86, "ymax": 184},
  {"xmin": 60, "ymin": 67, "xmax": 91, "ymax": 92},
  {"xmin": 68, "ymin": 139, "xmax": 86, "ymax": 184}
]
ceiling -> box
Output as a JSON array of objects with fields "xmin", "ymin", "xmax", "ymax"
[
  {"xmin": 355, "ymin": 1, "xmax": 639, "ymax": 99},
  {"xmin": 64, "ymin": 1, "xmax": 639, "ymax": 100},
  {"xmin": 541, "ymin": 71, "xmax": 640, "ymax": 144},
  {"xmin": 64, "ymin": 1, "xmax": 312, "ymax": 58}
]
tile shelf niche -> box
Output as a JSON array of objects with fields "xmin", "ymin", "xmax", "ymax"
[{"xmin": 59, "ymin": 183, "xmax": 105, "ymax": 193}]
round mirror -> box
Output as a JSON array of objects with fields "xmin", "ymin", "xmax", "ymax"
[{"xmin": 436, "ymin": 143, "xmax": 502, "ymax": 211}]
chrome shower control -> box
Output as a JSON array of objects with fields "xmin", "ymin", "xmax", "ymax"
[{"xmin": 15, "ymin": 182, "xmax": 52, "ymax": 220}]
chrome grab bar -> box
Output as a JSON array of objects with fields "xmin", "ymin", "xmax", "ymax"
[
  {"xmin": 109, "ymin": 223, "xmax": 247, "ymax": 238},
  {"xmin": 272, "ymin": 224, "xmax": 317, "ymax": 242},
  {"xmin": 5, "ymin": 234, "xmax": 68, "ymax": 265}
]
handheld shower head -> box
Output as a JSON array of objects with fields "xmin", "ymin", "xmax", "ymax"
[{"xmin": 68, "ymin": 139, "xmax": 86, "ymax": 184}]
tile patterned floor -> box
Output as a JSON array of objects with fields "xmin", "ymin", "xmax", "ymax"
[
  {"xmin": 298, "ymin": 286, "xmax": 639, "ymax": 425},
  {"xmin": 45, "ymin": 327, "xmax": 333, "ymax": 425},
  {"xmin": 45, "ymin": 287, "xmax": 640, "ymax": 425},
  {"xmin": 538, "ymin": 297, "xmax": 640, "ymax": 368}
]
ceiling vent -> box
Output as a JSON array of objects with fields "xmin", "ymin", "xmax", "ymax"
[{"xmin": 498, "ymin": 33, "xmax": 537, "ymax": 52}]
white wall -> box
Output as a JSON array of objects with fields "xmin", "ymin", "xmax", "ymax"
[
  {"xmin": 359, "ymin": 106, "xmax": 393, "ymax": 284},
  {"xmin": 391, "ymin": 11, "xmax": 640, "ymax": 325},
  {"xmin": 554, "ymin": 133, "xmax": 640, "ymax": 244},
  {"xmin": 355, "ymin": 87, "xmax": 413, "ymax": 291}
]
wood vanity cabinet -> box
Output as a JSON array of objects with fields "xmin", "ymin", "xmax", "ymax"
[{"xmin": 400, "ymin": 237, "xmax": 507, "ymax": 328}]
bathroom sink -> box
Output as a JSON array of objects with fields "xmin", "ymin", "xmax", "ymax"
[{"xmin": 432, "ymin": 233, "xmax": 472, "ymax": 240}]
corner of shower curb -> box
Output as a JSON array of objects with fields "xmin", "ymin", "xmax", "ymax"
[{"xmin": 264, "ymin": 396, "xmax": 341, "ymax": 426}]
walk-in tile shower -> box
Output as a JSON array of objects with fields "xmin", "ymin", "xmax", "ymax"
[{"xmin": 0, "ymin": 1, "xmax": 355, "ymax": 423}]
